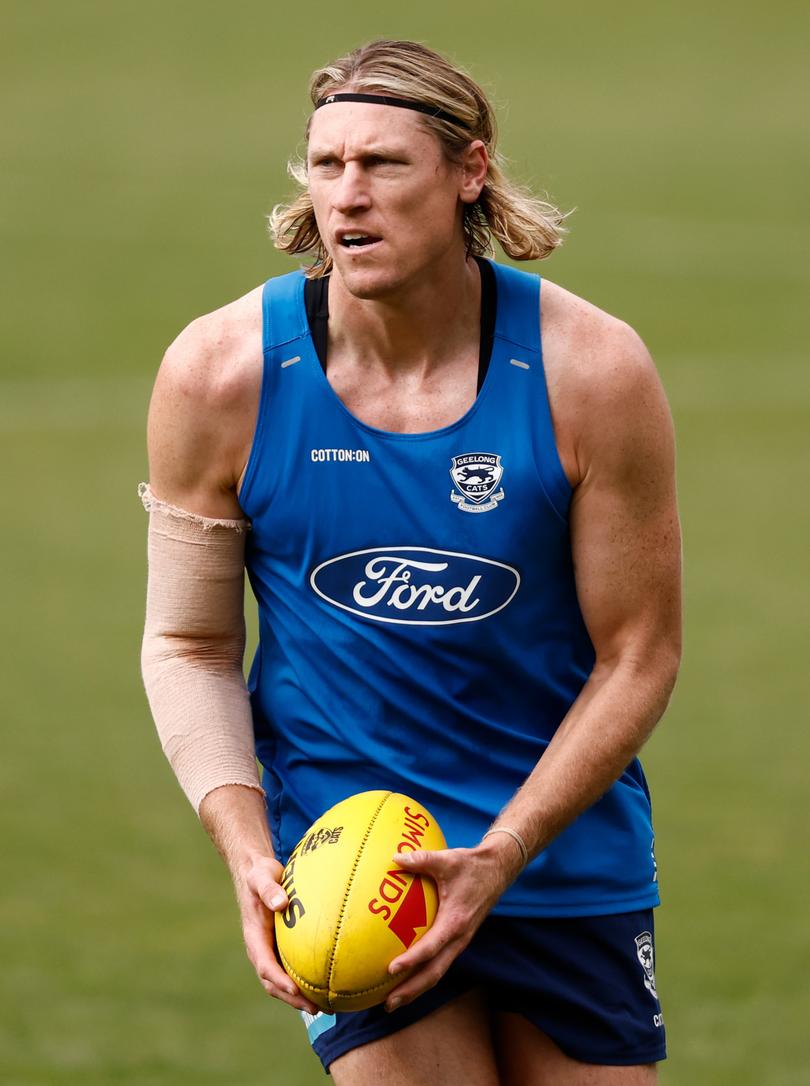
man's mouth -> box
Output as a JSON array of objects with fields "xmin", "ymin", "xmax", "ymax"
[{"xmin": 339, "ymin": 234, "xmax": 381, "ymax": 248}]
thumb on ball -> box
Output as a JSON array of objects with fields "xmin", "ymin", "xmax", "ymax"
[
  {"xmin": 393, "ymin": 849, "xmax": 435, "ymax": 869},
  {"xmin": 253, "ymin": 878, "xmax": 288, "ymax": 911},
  {"xmin": 267, "ymin": 887, "xmax": 289, "ymax": 910}
]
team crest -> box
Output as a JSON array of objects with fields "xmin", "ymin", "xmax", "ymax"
[
  {"xmin": 450, "ymin": 453, "xmax": 505, "ymax": 514},
  {"xmin": 634, "ymin": 931, "xmax": 658, "ymax": 999}
]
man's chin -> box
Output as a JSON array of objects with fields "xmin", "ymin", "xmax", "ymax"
[{"xmin": 332, "ymin": 260, "xmax": 406, "ymax": 301}]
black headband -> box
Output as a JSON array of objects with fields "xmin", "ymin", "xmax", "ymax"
[{"xmin": 314, "ymin": 92, "xmax": 469, "ymax": 130}]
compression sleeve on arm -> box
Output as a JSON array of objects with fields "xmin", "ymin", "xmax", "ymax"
[{"xmin": 139, "ymin": 484, "xmax": 263, "ymax": 815}]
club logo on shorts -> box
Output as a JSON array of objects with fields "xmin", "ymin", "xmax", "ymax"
[
  {"xmin": 634, "ymin": 931, "xmax": 658, "ymax": 999},
  {"xmin": 450, "ymin": 452, "xmax": 505, "ymax": 513}
]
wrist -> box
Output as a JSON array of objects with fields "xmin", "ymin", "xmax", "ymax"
[
  {"xmin": 477, "ymin": 829, "xmax": 526, "ymax": 885},
  {"xmin": 482, "ymin": 825, "xmax": 530, "ymax": 869},
  {"xmin": 199, "ymin": 784, "xmax": 276, "ymax": 874}
]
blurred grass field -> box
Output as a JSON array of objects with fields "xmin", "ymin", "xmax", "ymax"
[{"xmin": 2, "ymin": 2, "xmax": 808, "ymax": 1082}]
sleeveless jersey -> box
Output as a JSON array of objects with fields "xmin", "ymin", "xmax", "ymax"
[{"xmin": 240, "ymin": 261, "xmax": 659, "ymax": 917}]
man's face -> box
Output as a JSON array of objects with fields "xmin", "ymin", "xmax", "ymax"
[{"xmin": 307, "ymin": 102, "xmax": 471, "ymax": 298}]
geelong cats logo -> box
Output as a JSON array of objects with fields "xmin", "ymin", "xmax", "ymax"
[
  {"xmin": 310, "ymin": 547, "xmax": 520, "ymax": 625},
  {"xmin": 450, "ymin": 453, "xmax": 505, "ymax": 513},
  {"xmin": 634, "ymin": 931, "xmax": 658, "ymax": 999}
]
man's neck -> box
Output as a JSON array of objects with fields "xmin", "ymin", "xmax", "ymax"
[{"xmin": 327, "ymin": 254, "xmax": 482, "ymax": 380}]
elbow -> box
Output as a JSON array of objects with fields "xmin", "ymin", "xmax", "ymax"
[
  {"xmin": 594, "ymin": 637, "xmax": 681, "ymax": 723},
  {"xmin": 141, "ymin": 630, "xmax": 245, "ymax": 698},
  {"xmin": 664, "ymin": 628, "xmax": 683, "ymax": 688},
  {"xmin": 650, "ymin": 639, "xmax": 681, "ymax": 719}
]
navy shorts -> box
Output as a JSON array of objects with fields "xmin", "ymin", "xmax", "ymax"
[{"xmin": 301, "ymin": 909, "xmax": 666, "ymax": 1073}]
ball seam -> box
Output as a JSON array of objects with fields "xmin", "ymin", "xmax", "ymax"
[
  {"xmin": 326, "ymin": 790, "xmax": 392, "ymax": 1011},
  {"xmin": 280, "ymin": 949, "xmax": 394, "ymax": 999},
  {"xmin": 278, "ymin": 949, "xmax": 328, "ymax": 994}
]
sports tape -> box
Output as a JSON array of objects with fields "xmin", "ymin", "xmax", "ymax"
[{"xmin": 139, "ymin": 484, "xmax": 263, "ymax": 814}]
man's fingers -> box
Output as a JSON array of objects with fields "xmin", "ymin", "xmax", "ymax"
[
  {"xmin": 256, "ymin": 958, "xmax": 296, "ymax": 997},
  {"xmin": 242, "ymin": 914, "xmax": 318, "ymax": 1012},
  {"xmin": 258, "ymin": 972, "xmax": 319, "ymax": 1013},
  {"xmin": 385, "ymin": 942, "xmax": 461, "ymax": 1010},
  {"xmin": 393, "ymin": 848, "xmax": 458, "ymax": 877},
  {"xmin": 249, "ymin": 941, "xmax": 319, "ymax": 1013},
  {"xmin": 242, "ymin": 904, "xmax": 277, "ymax": 947},
  {"xmin": 388, "ymin": 911, "xmax": 464, "ymax": 975}
]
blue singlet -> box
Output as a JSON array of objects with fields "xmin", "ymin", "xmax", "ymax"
[{"xmin": 240, "ymin": 261, "xmax": 659, "ymax": 917}]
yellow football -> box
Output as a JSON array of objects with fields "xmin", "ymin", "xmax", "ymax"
[{"xmin": 274, "ymin": 790, "xmax": 446, "ymax": 1012}]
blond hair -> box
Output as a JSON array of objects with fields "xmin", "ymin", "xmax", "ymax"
[{"xmin": 269, "ymin": 40, "xmax": 567, "ymax": 276}]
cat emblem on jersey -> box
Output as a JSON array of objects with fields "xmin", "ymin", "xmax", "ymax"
[{"xmin": 450, "ymin": 453, "xmax": 505, "ymax": 514}]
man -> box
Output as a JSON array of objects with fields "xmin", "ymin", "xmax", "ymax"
[{"xmin": 142, "ymin": 39, "xmax": 681, "ymax": 1085}]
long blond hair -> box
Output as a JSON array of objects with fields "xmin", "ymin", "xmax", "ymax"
[{"xmin": 269, "ymin": 39, "xmax": 567, "ymax": 277}]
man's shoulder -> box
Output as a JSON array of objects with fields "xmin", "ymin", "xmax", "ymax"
[
  {"xmin": 148, "ymin": 283, "xmax": 268, "ymax": 506},
  {"xmin": 158, "ymin": 283, "xmax": 265, "ymax": 411},
  {"xmin": 538, "ymin": 278, "xmax": 669, "ymax": 486},
  {"xmin": 540, "ymin": 278, "xmax": 655, "ymax": 394}
]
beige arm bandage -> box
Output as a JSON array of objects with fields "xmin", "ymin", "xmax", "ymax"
[{"xmin": 139, "ymin": 483, "xmax": 263, "ymax": 814}]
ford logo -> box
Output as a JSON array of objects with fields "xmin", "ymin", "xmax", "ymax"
[{"xmin": 310, "ymin": 547, "xmax": 520, "ymax": 626}]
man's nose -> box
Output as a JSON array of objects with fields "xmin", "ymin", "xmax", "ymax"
[{"xmin": 331, "ymin": 163, "xmax": 371, "ymax": 213}]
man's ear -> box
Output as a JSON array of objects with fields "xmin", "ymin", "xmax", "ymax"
[{"xmin": 459, "ymin": 140, "xmax": 489, "ymax": 205}]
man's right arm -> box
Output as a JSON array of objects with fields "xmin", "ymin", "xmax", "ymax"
[
  {"xmin": 143, "ymin": 295, "xmax": 318, "ymax": 1013},
  {"xmin": 199, "ymin": 785, "xmax": 317, "ymax": 1010}
]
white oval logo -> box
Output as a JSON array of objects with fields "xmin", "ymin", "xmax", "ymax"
[{"xmin": 310, "ymin": 547, "xmax": 520, "ymax": 626}]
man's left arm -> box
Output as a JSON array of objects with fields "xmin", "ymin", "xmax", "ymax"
[
  {"xmin": 486, "ymin": 321, "xmax": 682, "ymax": 854},
  {"xmin": 385, "ymin": 323, "xmax": 682, "ymax": 1009}
]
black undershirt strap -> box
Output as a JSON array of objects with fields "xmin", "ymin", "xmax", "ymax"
[
  {"xmin": 476, "ymin": 257, "xmax": 496, "ymax": 393},
  {"xmin": 304, "ymin": 257, "xmax": 496, "ymax": 394},
  {"xmin": 306, "ymin": 273, "xmax": 330, "ymax": 373}
]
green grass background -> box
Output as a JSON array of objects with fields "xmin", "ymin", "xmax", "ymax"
[{"xmin": 2, "ymin": 2, "xmax": 808, "ymax": 1082}]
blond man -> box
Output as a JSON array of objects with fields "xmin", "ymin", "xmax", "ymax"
[{"xmin": 142, "ymin": 39, "xmax": 681, "ymax": 1084}]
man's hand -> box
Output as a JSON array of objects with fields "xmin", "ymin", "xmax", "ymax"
[
  {"xmin": 384, "ymin": 835, "xmax": 523, "ymax": 1011},
  {"xmin": 233, "ymin": 854, "xmax": 320, "ymax": 1014},
  {"xmin": 199, "ymin": 785, "xmax": 319, "ymax": 1014}
]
